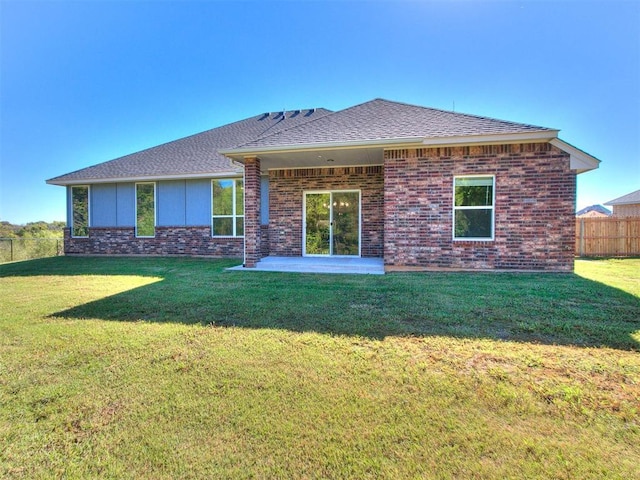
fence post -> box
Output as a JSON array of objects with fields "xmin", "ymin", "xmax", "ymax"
[
  {"xmin": 10, "ymin": 239, "xmax": 14, "ymax": 262},
  {"xmin": 579, "ymin": 218, "xmax": 585, "ymax": 257}
]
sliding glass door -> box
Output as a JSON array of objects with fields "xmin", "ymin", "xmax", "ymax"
[{"xmin": 304, "ymin": 191, "xmax": 360, "ymax": 256}]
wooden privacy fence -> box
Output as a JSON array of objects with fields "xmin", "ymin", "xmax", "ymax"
[{"xmin": 575, "ymin": 217, "xmax": 640, "ymax": 257}]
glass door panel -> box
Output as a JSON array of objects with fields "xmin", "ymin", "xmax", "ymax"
[
  {"xmin": 305, "ymin": 193, "xmax": 331, "ymax": 255},
  {"xmin": 332, "ymin": 191, "xmax": 359, "ymax": 255},
  {"xmin": 304, "ymin": 191, "xmax": 360, "ymax": 256}
]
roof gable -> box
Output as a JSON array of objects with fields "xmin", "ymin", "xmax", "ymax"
[
  {"xmin": 576, "ymin": 204, "xmax": 611, "ymax": 216},
  {"xmin": 225, "ymin": 98, "xmax": 556, "ymax": 152}
]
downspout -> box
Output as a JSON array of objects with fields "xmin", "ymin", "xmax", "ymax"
[{"xmin": 230, "ymin": 159, "xmax": 248, "ymax": 267}]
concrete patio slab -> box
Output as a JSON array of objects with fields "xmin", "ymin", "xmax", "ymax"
[{"xmin": 227, "ymin": 256, "xmax": 385, "ymax": 275}]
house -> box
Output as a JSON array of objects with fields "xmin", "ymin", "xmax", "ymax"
[
  {"xmin": 605, "ymin": 189, "xmax": 640, "ymax": 217},
  {"xmin": 576, "ymin": 205, "xmax": 611, "ymax": 218},
  {"xmin": 47, "ymin": 99, "xmax": 600, "ymax": 272}
]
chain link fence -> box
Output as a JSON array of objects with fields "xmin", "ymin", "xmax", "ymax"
[{"xmin": 0, "ymin": 238, "xmax": 64, "ymax": 263}]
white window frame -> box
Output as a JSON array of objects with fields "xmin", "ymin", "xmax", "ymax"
[
  {"xmin": 135, "ymin": 182, "xmax": 156, "ymax": 238},
  {"xmin": 71, "ymin": 185, "xmax": 90, "ymax": 238},
  {"xmin": 211, "ymin": 178, "xmax": 244, "ymax": 237},
  {"xmin": 452, "ymin": 175, "xmax": 495, "ymax": 241}
]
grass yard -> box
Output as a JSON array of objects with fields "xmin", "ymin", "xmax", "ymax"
[{"xmin": 1, "ymin": 257, "xmax": 639, "ymax": 479}]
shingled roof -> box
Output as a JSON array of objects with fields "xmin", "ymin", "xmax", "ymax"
[
  {"xmin": 605, "ymin": 189, "xmax": 640, "ymax": 206},
  {"xmin": 222, "ymin": 98, "xmax": 557, "ymax": 153},
  {"xmin": 47, "ymin": 108, "xmax": 332, "ymax": 185},
  {"xmin": 48, "ymin": 98, "xmax": 598, "ymax": 185}
]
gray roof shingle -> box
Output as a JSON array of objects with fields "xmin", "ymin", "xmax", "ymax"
[
  {"xmin": 48, "ymin": 98, "xmax": 559, "ymax": 185},
  {"xmin": 47, "ymin": 108, "xmax": 332, "ymax": 184},
  {"xmin": 605, "ymin": 189, "xmax": 640, "ymax": 206},
  {"xmin": 576, "ymin": 204, "xmax": 612, "ymax": 216},
  {"xmin": 227, "ymin": 98, "xmax": 555, "ymax": 151}
]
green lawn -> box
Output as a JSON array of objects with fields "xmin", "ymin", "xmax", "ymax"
[{"xmin": 1, "ymin": 257, "xmax": 639, "ymax": 479}]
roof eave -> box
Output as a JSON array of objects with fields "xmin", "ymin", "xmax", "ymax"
[
  {"xmin": 220, "ymin": 131, "xmax": 560, "ymax": 161},
  {"xmin": 604, "ymin": 200, "xmax": 636, "ymax": 206},
  {"xmin": 219, "ymin": 137, "xmax": 427, "ymax": 161},
  {"xmin": 549, "ymin": 138, "xmax": 601, "ymax": 174},
  {"xmin": 46, "ymin": 171, "xmax": 242, "ymax": 186}
]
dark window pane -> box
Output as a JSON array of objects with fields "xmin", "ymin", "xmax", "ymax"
[
  {"xmin": 305, "ymin": 193, "xmax": 331, "ymax": 254},
  {"xmin": 213, "ymin": 217, "xmax": 233, "ymax": 236},
  {"xmin": 213, "ymin": 180, "xmax": 233, "ymax": 215},
  {"xmin": 72, "ymin": 186, "xmax": 89, "ymax": 237},
  {"xmin": 136, "ymin": 184, "xmax": 155, "ymax": 237},
  {"xmin": 236, "ymin": 217, "xmax": 244, "ymax": 236},
  {"xmin": 455, "ymin": 185, "xmax": 493, "ymax": 207},
  {"xmin": 332, "ymin": 191, "xmax": 360, "ymax": 255},
  {"xmin": 455, "ymin": 209, "xmax": 492, "ymax": 238}
]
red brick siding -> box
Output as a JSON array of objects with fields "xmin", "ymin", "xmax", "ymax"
[
  {"xmin": 384, "ymin": 143, "xmax": 576, "ymax": 271},
  {"xmin": 64, "ymin": 227, "xmax": 243, "ymax": 257},
  {"xmin": 268, "ymin": 166, "xmax": 384, "ymax": 257},
  {"xmin": 243, "ymin": 157, "xmax": 261, "ymax": 267}
]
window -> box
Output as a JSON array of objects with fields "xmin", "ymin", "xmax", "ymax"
[
  {"xmin": 136, "ymin": 183, "xmax": 156, "ymax": 237},
  {"xmin": 453, "ymin": 176, "xmax": 494, "ymax": 240},
  {"xmin": 71, "ymin": 186, "xmax": 89, "ymax": 237},
  {"xmin": 212, "ymin": 179, "xmax": 244, "ymax": 236}
]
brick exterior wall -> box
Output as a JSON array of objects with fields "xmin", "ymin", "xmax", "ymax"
[
  {"xmin": 64, "ymin": 227, "xmax": 243, "ymax": 257},
  {"xmin": 62, "ymin": 142, "xmax": 577, "ymax": 271},
  {"xmin": 243, "ymin": 157, "xmax": 261, "ymax": 267},
  {"xmin": 268, "ymin": 166, "xmax": 384, "ymax": 257},
  {"xmin": 384, "ymin": 143, "xmax": 576, "ymax": 271}
]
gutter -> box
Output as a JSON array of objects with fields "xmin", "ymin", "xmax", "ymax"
[
  {"xmin": 218, "ymin": 137, "xmax": 427, "ymax": 159},
  {"xmin": 219, "ymin": 130, "xmax": 560, "ymax": 161},
  {"xmin": 46, "ymin": 171, "xmax": 243, "ymax": 186}
]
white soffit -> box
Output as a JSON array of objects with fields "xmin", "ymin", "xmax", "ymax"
[{"xmin": 550, "ymin": 138, "xmax": 601, "ymax": 173}]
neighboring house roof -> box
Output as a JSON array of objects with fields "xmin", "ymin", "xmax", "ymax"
[
  {"xmin": 576, "ymin": 204, "xmax": 611, "ymax": 217},
  {"xmin": 223, "ymin": 98, "xmax": 557, "ymax": 152},
  {"xmin": 604, "ymin": 189, "xmax": 640, "ymax": 206},
  {"xmin": 47, "ymin": 108, "xmax": 332, "ymax": 185}
]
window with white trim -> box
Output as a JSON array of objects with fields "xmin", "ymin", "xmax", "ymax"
[
  {"xmin": 212, "ymin": 179, "xmax": 244, "ymax": 237},
  {"xmin": 71, "ymin": 185, "xmax": 89, "ymax": 237},
  {"xmin": 136, "ymin": 182, "xmax": 156, "ymax": 237},
  {"xmin": 453, "ymin": 176, "xmax": 495, "ymax": 240}
]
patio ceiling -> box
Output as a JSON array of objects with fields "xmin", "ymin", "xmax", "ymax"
[{"xmin": 256, "ymin": 146, "xmax": 385, "ymax": 172}]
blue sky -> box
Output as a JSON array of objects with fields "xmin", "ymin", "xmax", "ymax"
[{"xmin": 1, "ymin": 0, "xmax": 638, "ymax": 224}]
